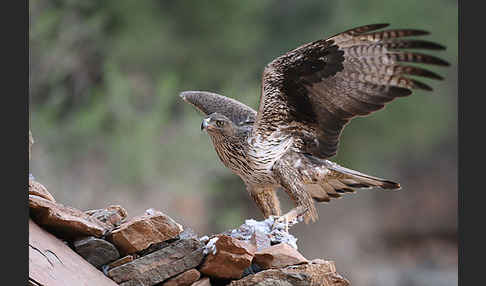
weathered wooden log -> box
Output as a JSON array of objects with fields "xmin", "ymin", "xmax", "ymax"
[{"xmin": 29, "ymin": 219, "xmax": 118, "ymax": 286}]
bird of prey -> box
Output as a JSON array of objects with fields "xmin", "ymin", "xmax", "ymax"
[{"xmin": 180, "ymin": 23, "xmax": 448, "ymax": 226}]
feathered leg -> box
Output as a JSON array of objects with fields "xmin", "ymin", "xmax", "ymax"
[
  {"xmin": 248, "ymin": 186, "xmax": 282, "ymax": 218},
  {"xmin": 273, "ymin": 152, "xmax": 318, "ymax": 225}
]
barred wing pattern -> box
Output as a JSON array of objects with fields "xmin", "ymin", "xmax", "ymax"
[
  {"xmin": 254, "ymin": 23, "xmax": 449, "ymax": 159},
  {"xmin": 180, "ymin": 91, "xmax": 257, "ymax": 126}
]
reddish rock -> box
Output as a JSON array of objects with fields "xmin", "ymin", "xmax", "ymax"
[
  {"xmin": 229, "ymin": 262, "xmax": 349, "ymax": 286},
  {"xmin": 199, "ymin": 235, "xmax": 256, "ymax": 280},
  {"xmin": 107, "ymin": 255, "xmax": 134, "ymax": 269},
  {"xmin": 191, "ymin": 277, "xmax": 211, "ymax": 286},
  {"xmin": 108, "ymin": 238, "xmax": 204, "ymax": 285},
  {"xmin": 109, "ymin": 210, "xmax": 183, "ymax": 255},
  {"xmin": 161, "ymin": 269, "xmax": 201, "ymax": 286},
  {"xmin": 29, "ymin": 195, "xmax": 111, "ymax": 239},
  {"xmin": 253, "ymin": 243, "xmax": 308, "ymax": 269},
  {"xmin": 85, "ymin": 205, "xmax": 128, "ymax": 229},
  {"xmin": 29, "ymin": 180, "xmax": 55, "ymax": 202}
]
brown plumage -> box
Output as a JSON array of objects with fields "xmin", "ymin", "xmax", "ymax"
[{"xmin": 180, "ymin": 24, "xmax": 449, "ymax": 224}]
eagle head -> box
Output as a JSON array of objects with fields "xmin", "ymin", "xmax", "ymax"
[{"xmin": 201, "ymin": 113, "xmax": 235, "ymax": 136}]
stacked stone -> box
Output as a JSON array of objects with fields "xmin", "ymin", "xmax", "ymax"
[{"xmin": 29, "ymin": 180, "xmax": 349, "ymax": 286}]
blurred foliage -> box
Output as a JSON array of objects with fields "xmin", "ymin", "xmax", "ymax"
[{"xmin": 30, "ymin": 0, "xmax": 457, "ymax": 229}]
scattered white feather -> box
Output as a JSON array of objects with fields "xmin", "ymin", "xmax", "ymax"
[
  {"xmin": 199, "ymin": 235, "xmax": 209, "ymax": 243},
  {"xmin": 229, "ymin": 216, "xmax": 299, "ymax": 250},
  {"xmin": 145, "ymin": 208, "xmax": 156, "ymax": 215},
  {"xmin": 203, "ymin": 237, "xmax": 219, "ymax": 255}
]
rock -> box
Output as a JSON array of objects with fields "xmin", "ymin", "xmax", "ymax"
[
  {"xmin": 85, "ymin": 205, "xmax": 128, "ymax": 229},
  {"xmin": 106, "ymin": 255, "xmax": 134, "ymax": 269},
  {"xmin": 179, "ymin": 227, "xmax": 199, "ymax": 240},
  {"xmin": 253, "ymin": 243, "xmax": 308, "ymax": 269},
  {"xmin": 137, "ymin": 240, "xmax": 172, "ymax": 257},
  {"xmin": 242, "ymin": 263, "xmax": 263, "ymax": 277},
  {"xmin": 191, "ymin": 277, "xmax": 211, "ymax": 286},
  {"xmin": 29, "ymin": 195, "xmax": 111, "ymax": 239},
  {"xmin": 161, "ymin": 269, "xmax": 201, "ymax": 286},
  {"xmin": 109, "ymin": 210, "xmax": 183, "ymax": 255},
  {"xmin": 249, "ymin": 229, "xmax": 271, "ymax": 252},
  {"xmin": 229, "ymin": 263, "xmax": 349, "ymax": 286},
  {"xmin": 73, "ymin": 236, "xmax": 120, "ymax": 268},
  {"xmin": 108, "ymin": 238, "xmax": 204, "ymax": 285},
  {"xmin": 29, "ymin": 180, "xmax": 55, "ymax": 203},
  {"xmin": 199, "ymin": 235, "xmax": 256, "ymax": 280}
]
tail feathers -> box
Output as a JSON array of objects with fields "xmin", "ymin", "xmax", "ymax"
[{"xmin": 306, "ymin": 161, "xmax": 400, "ymax": 202}]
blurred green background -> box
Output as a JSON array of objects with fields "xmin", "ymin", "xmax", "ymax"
[{"xmin": 29, "ymin": 1, "xmax": 457, "ymax": 285}]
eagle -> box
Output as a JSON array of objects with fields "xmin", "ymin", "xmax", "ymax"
[{"xmin": 180, "ymin": 23, "xmax": 448, "ymax": 227}]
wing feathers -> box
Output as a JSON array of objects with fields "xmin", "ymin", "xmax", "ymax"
[
  {"xmin": 341, "ymin": 23, "xmax": 390, "ymax": 35},
  {"xmin": 359, "ymin": 29, "xmax": 430, "ymax": 40},
  {"xmin": 382, "ymin": 39, "xmax": 446, "ymax": 50},
  {"xmin": 390, "ymin": 52, "xmax": 450, "ymax": 66},
  {"xmin": 384, "ymin": 65, "xmax": 444, "ymax": 80},
  {"xmin": 254, "ymin": 23, "xmax": 448, "ymax": 158},
  {"xmin": 180, "ymin": 91, "xmax": 257, "ymax": 125}
]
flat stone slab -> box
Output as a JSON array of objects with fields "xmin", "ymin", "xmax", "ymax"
[
  {"xmin": 29, "ymin": 195, "xmax": 111, "ymax": 239},
  {"xmin": 253, "ymin": 243, "xmax": 308, "ymax": 269},
  {"xmin": 106, "ymin": 255, "xmax": 134, "ymax": 269},
  {"xmin": 108, "ymin": 238, "xmax": 204, "ymax": 285},
  {"xmin": 109, "ymin": 209, "xmax": 183, "ymax": 255},
  {"xmin": 161, "ymin": 269, "xmax": 201, "ymax": 286}
]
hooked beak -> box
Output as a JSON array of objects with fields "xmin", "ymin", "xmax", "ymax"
[{"xmin": 201, "ymin": 118, "xmax": 210, "ymax": 131}]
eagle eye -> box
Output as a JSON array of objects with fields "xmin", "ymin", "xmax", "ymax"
[{"xmin": 216, "ymin": 120, "xmax": 224, "ymax": 127}]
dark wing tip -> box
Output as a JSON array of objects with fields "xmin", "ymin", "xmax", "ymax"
[
  {"xmin": 367, "ymin": 23, "xmax": 391, "ymax": 30},
  {"xmin": 382, "ymin": 180, "xmax": 401, "ymax": 190},
  {"xmin": 388, "ymin": 86, "xmax": 413, "ymax": 97},
  {"xmin": 425, "ymin": 42, "xmax": 447, "ymax": 50},
  {"xmin": 415, "ymin": 68, "xmax": 444, "ymax": 80},
  {"xmin": 403, "ymin": 78, "xmax": 433, "ymax": 92},
  {"xmin": 432, "ymin": 56, "xmax": 451, "ymax": 66},
  {"xmin": 404, "ymin": 29, "xmax": 430, "ymax": 36},
  {"xmin": 346, "ymin": 23, "xmax": 390, "ymax": 34}
]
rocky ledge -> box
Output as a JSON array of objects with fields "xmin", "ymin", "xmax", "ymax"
[{"xmin": 29, "ymin": 179, "xmax": 350, "ymax": 286}]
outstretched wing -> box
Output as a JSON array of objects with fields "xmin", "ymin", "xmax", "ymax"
[
  {"xmin": 180, "ymin": 91, "xmax": 257, "ymax": 125},
  {"xmin": 253, "ymin": 23, "xmax": 449, "ymax": 159}
]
